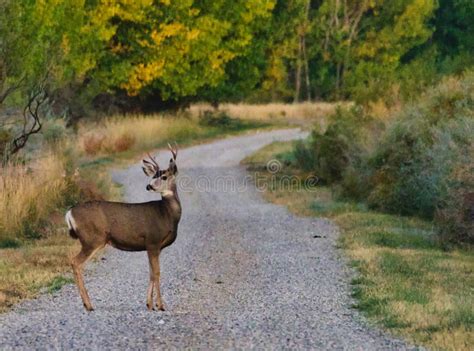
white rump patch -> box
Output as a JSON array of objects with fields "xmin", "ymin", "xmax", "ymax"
[{"xmin": 65, "ymin": 210, "xmax": 78, "ymax": 231}]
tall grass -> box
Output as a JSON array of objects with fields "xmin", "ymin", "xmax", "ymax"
[
  {"xmin": 0, "ymin": 148, "xmax": 77, "ymax": 245},
  {"xmin": 78, "ymin": 113, "xmax": 255, "ymax": 156},
  {"xmin": 190, "ymin": 102, "xmax": 343, "ymax": 125}
]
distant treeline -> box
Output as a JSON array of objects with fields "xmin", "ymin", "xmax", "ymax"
[{"xmin": 0, "ymin": 0, "xmax": 473, "ymax": 117}]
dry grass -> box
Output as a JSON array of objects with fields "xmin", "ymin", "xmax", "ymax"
[
  {"xmin": 189, "ymin": 102, "xmax": 344, "ymax": 127},
  {"xmin": 0, "ymin": 144, "xmax": 84, "ymax": 311},
  {"xmin": 242, "ymin": 141, "xmax": 474, "ymax": 350},
  {"xmin": 0, "ymin": 231, "xmax": 79, "ymax": 312},
  {"xmin": 0, "ymin": 147, "xmax": 78, "ymax": 244},
  {"xmin": 78, "ymin": 114, "xmax": 211, "ymax": 156}
]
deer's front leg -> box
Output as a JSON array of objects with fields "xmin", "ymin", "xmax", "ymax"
[
  {"xmin": 146, "ymin": 251, "xmax": 156, "ymax": 310},
  {"xmin": 147, "ymin": 250, "xmax": 165, "ymax": 311},
  {"xmin": 146, "ymin": 281, "xmax": 154, "ymax": 310}
]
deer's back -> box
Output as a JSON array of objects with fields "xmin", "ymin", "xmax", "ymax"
[{"xmin": 70, "ymin": 201, "xmax": 175, "ymax": 251}]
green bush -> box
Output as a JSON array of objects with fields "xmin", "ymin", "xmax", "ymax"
[
  {"xmin": 293, "ymin": 106, "xmax": 371, "ymax": 184},
  {"xmin": 198, "ymin": 109, "xmax": 267, "ymax": 132},
  {"xmin": 43, "ymin": 119, "xmax": 67, "ymax": 144},
  {"xmin": 367, "ymin": 72, "xmax": 474, "ymax": 223},
  {"xmin": 435, "ymin": 158, "xmax": 474, "ymax": 244},
  {"xmin": 292, "ymin": 72, "xmax": 474, "ymax": 244}
]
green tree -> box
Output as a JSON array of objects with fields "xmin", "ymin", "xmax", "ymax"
[{"xmin": 98, "ymin": 0, "xmax": 275, "ymax": 102}]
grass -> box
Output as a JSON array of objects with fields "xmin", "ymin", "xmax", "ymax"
[
  {"xmin": 0, "ymin": 146, "xmax": 79, "ymax": 244},
  {"xmin": 0, "ymin": 232, "xmax": 79, "ymax": 312},
  {"xmin": 0, "ymin": 110, "xmax": 275, "ymax": 312},
  {"xmin": 77, "ymin": 112, "xmax": 269, "ymax": 156},
  {"xmin": 189, "ymin": 102, "xmax": 344, "ymax": 128},
  {"xmin": 242, "ymin": 141, "xmax": 474, "ymax": 350}
]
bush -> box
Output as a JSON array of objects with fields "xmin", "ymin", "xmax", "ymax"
[
  {"xmin": 435, "ymin": 157, "xmax": 474, "ymax": 244},
  {"xmin": 43, "ymin": 120, "xmax": 67, "ymax": 145},
  {"xmin": 293, "ymin": 106, "xmax": 372, "ymax": 184},
  {"xmin": 292, "ymin": 72, "xmax": 474, "ymax": 244},
  {"xmin": 293, "ymin": 139, "xmax": 317, "ymax": 172},
  {"xmin": 198, "ymin": 110, "xmax": 261, "ymax": 131},
  {"xmin": 367, "ymin": 72, "xmax": 474, "ymax": 222}
]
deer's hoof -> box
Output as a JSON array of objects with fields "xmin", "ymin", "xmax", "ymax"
[
  {"xmin": 84, "ymin": 303, "xmax": 94, "ymax": 312},
  {"xmin": 156, "ymin": 304, "xmax": 165, "ymax": 311}
]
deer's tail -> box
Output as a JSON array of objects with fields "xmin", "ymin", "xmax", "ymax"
[{"xmin": 65, "ymin": 209, "xmax": 79, "ymax": 239}]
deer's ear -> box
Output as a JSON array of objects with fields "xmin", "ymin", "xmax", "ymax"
[
  {"xmin": 169, "ymin": 158, "xmax": 178, "ymax": 175},
  {"xmin": 142, "ymin": 160, "xmax": 157, "ymax": 177}
]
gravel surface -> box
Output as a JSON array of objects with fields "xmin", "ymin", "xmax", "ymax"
[{"xmin": 0, "ymin": 129, "xmax": 416, "ymax": 350}]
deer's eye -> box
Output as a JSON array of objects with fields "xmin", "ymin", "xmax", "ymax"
[{"xmin": 161, "ymin": 176, "xmax": 168, "ymax": 181}]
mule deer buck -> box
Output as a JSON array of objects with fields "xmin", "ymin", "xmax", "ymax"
[{"xmin": 65, "ymin": 144, "xmax": 181, "ymax": 311}]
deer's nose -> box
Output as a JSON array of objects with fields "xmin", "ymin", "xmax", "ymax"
[{"xmin": 146, "ymin": 184, "xmax": 152, "ymax": 191}]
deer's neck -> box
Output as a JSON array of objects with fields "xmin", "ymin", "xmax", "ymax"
[{"xmin": 161, "ymin": 183, "xmax": 181, "ymax": 222}]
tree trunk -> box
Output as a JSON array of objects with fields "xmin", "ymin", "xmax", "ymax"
[
  {"xmin": 302, "ymin": 0, "xmax": 311, "ymax": 102},
  {"xmin": 302, "ymin": 35, "xmax": 311, "ymax": 102},
  {"xmin": 335, "ymin": 62, "xmax": 342, "ymax": 99},
  {"xmin": 294, "ymin": 36, "xmax": 302, "ymax": 103}
]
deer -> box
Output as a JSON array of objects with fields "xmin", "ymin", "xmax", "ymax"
[{"xmin": 65, "ymin": 143, "xmax": 181, "ymax": 312}]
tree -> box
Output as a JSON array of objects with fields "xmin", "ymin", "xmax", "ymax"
[
  {"xmin": 99, "ymin": 0, "xmax": 275, "ymax": 102},
  {"xmin": 0, "ymin": 0, "xmax": 118, "ymax": 155}
]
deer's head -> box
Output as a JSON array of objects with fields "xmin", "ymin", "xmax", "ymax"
[{"xmin": 142, "ymin": 143, "xmax": 178, "ymax": 196}]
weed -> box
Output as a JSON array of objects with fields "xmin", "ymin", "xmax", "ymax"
[{"xmin": 47, "ymin": 276, "xmax": 74, "ymax": 293}]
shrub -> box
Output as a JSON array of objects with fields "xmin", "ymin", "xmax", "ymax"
[
  {"xmin": 291, "ymin": 72, "xmax": 474, "ymax": 244},
  {"xmin": 435, "ymin": 155, "xmax": 474, "ymax": 244},
  {"xmin": 43, "ymin": 120, "xmax": 67, "ymax": 145},
  {"xmin": 367, "ymin": 72, "xmax": 474, "ymax": 221},
  {"xmin": 293, "ymin": 139, "xmax": 317, "ymax": 172},
  {"xmin": 198, "ymin": 110, "xmax": 253, "ymax": 131},
  {"xmin": 293, "ymin": 106, "xmax": 372, "ymax": 184},
  {"xmin": 199, "ymin": 110, "xmax": 233, "ymax": 127}
]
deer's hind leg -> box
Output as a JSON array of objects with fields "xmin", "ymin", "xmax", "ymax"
[{"xmin": 72, "ymin": 245, "xmax": 103, "ymax": 311}]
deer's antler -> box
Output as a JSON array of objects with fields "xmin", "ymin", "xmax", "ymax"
[
  {"xmin": 146, "ymin": 152, "xmax": 160, "ymax": 169},
  {"xmin": 168, "ymin": 142, "xmax": 178, "ymax": 160}
]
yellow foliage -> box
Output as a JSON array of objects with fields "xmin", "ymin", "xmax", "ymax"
[{"xmin": 122, "ymin": 60, "xmax": 165, "ymax": 96}]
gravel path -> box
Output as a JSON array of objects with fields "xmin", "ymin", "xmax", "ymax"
[{"xmin": 0, "ymin": 129, "xmax": 415, "ymax": 350}]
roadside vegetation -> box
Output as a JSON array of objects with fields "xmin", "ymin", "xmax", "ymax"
[
  {"xmin": 243, "ymin": 141, "xmax": 473, "ymax": 350},
  {"xmin": 242, "ymin": 72, "xmax": 474, "ymax": 350}
]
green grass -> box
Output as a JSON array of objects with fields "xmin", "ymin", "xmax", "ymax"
[
  {"xmin": 47, "ymin": 276, "xmax": 75, "ymax": 293},
  {"xmin": 242, "ymin": 141, "xmax": 474, "ymax": 351},
  {"xmin": 0, "ymin": 238, "xmax": 21, "ymax": 249}
]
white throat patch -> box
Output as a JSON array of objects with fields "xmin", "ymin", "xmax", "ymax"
[{"xmin": 161, "ymin": 190, "xmax": 174, "ymax": 198}]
